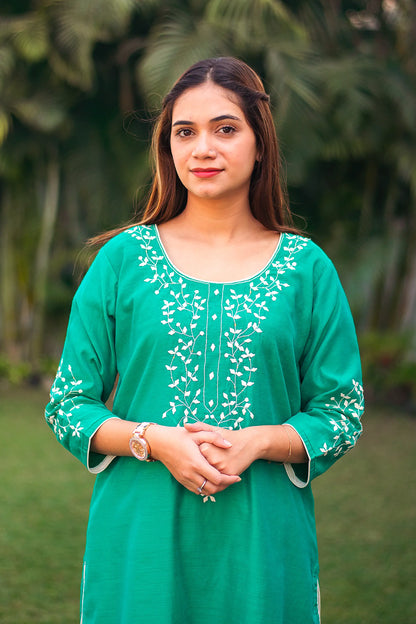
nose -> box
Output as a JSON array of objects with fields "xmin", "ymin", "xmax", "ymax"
[{"xmin": 191, "ymin": 133, "xmax": 216, "ymax": 158}]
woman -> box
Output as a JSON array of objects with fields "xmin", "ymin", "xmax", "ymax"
[{"xmin": 45, "ymin": 57, "xmax": 364, "ymax": 623}]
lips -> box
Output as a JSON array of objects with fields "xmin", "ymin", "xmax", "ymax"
[{"xmin": 191, "ymin": 168, "xmax": 223, "ymax": 178}]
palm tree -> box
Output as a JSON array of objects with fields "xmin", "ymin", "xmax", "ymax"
[
  {"xmin": 1, "ymin": 0, "xmax": 415, "ymax": 388},
  {"xmin": 0, "ymin": 0, "xmax": 151, "ymax": 372}
]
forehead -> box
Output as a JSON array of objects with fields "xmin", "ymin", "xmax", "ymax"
[{"xmin": 171, "ymin": 82, "xmax": 245, "ymax": 122}]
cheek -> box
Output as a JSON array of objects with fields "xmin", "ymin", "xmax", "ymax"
[
  {"xmin": 171, "ymin": 153, "xmax": 190, "ymax": 188},
  {"xmin": 234, "ymin": 148, "xmax": 257, "ymax": 174},
  {"xmin": 233, "ymin": 138, "xmax": 257, "ymax": 164},
  {"xmin": 171, "ymin": 142, "xmax": 188, "ymax": 167},
  {"xmin": 170, "ymin": 148, "xmax": 184, "ymax": 176}
]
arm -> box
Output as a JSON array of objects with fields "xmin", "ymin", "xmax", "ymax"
[
  {"xmin": 45, "ymin": 248, "xmax": 120, "ymax": 473},
  {"xmin": 184, "ymin": 422, "xmax": 307, "ymax": 479},
  {"xmin": 91, "ymin": 419, "xmax": 241, "ymax": 495},
  {"xmin": 283, "ymin": 258, "xmax": 364, "ymax": 486},
  {"xmin": 186, "ymin": 255, "xmax": 364, "ymax": 489},
  {"xmin": 46, "ymin": 245, "xmax": 240, "ymax": 493}
]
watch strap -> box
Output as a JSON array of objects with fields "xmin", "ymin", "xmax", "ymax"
[{"xmin": 129, "ymin": 422, "xmax": 156, "ymax": 462}]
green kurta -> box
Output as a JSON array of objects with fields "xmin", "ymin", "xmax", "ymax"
[{"xmin": 45, "ymin": 225, "xmax": 364, "ymax": 624}]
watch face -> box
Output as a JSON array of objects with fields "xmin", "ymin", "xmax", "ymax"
[{"xmin": 129, "ymin": 437, "xmax": 148, "ymax": 460}]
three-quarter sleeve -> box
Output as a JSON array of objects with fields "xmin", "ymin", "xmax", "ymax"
[
  {"xmin": 45, "ymin": 247, "xmax": 120, "ymax": 473},
  {"xmin": 284, "ymin": 258, "xmax": 364, "ymax": 487}
]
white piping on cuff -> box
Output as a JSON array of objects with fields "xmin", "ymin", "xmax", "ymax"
[
  {"xmin": 283, "ymin": 424, "xmax": 311, "ymax": 488},
  {"xmin": 86, "ymin": 416, "xmax": 120, "ymax": 474}
]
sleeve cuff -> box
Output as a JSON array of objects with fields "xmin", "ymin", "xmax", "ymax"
[
  {"xmin": 283, "ymin": 424, "xmax": 311, "ymax": 488},
  {"xmin": 86, "ymin": 417, "xmax": 120, "ymax": 474}
]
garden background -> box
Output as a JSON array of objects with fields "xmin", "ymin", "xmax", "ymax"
[{"xmin": 0, "ymin": 1, "xmax": 415, "ymax": 622}]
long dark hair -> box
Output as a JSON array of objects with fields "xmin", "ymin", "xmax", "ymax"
[{"xmin": 90, "ymin": 57, "xmax": 301, "ymax": 247}]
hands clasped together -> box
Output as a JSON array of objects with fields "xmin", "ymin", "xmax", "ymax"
[{"xmin": 148, "ymin": 421, "xmax": 259, "ymax": 498}]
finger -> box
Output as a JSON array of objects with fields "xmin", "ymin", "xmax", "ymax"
[
  {"xmin": 195, "ymin": 477, "xmax": 208, "ymax": 496},
  {"xmin": 199, "ymin": 442, "xmax": 210, "ymax": 455},
  {"xmin": 191, "ymin": 450, "xmax": 240, "ymax": 484},
  {"xmin": 184, "ymin": 421, "xmax": 216, "ymax": 433},
  {"xmin": 197, "ymin": 479, "xmax": 224, "ymax": 497},
  {"xmin": 194, "ymin": 477, "xmax": 232, "ymax": 497},
  {"xmin": 198, "ymin": 442, "xmax": 227, "ymax": 466},
  {"xmin": 200, "ymin": 477, "xmax": 242, "ymax": 496},
  {"xmin": 202, "ymin": 462, "xmax": 241, "ymax": 486},
  {"xmin": 190, "ymin": 430, "xmax": 232, "ymax": 448}
]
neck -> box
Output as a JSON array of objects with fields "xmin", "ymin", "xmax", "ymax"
[{"xmin": 175, "ymin": 196, "xmax": 263, "ymax": 242}]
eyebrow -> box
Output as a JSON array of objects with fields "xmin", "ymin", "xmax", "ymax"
[{"xmin": 172, "ymin": 114, "xmax": 242, "ymax": 127}]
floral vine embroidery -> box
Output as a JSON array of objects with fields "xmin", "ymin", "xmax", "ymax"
[
  {"xmin": 320, "ymin": 379, "xmax": 364, "ymax": 458},
  {"xmin": 46, "ymin": 363, "xmax": 84, "ymax": 440},
  {"xmin": 129, "ymin": 226, "xmax": 308, "ymax": 431},
  {"xmin": 202, "ymin": 494, "xmax": 217, "ymax": 503}
]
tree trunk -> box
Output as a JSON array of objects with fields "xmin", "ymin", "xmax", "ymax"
[
  {"xmin": 29, "ymin": 149, "xmax": 60, "ymax": 372},
  {"xmin": 359, "ymin": 160, "xmax": 377, "ymax": 238},
  {"xmin": 0, "ymin": 185, "xmax": 18, "ymax": 359},
  {"xmin": 399, "ymin": 222, "xmax": 416, "ymax": 334}
]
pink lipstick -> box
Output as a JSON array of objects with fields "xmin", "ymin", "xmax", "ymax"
[{"xmin": 191, "ymin": 168, "xmax": 222, "ymax": 178}]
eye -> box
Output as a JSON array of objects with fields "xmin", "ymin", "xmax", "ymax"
[
  {"xmin": 175, "ymin": 128, "xmax": 193, "ymax": 138},
  {"xmin": 218, "ymin": 125, "xmax": 236, "ymax": 135}
]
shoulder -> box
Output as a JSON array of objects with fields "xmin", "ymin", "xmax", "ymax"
[
  {"xmin": 282, "ymin": 234, "xmax": 335, "ymax": 273},
  {"xmin": 102, "ymin": 224, "xmax": 156, "ymax": 256},
  {"xmin": 280, "ymin": 234, "xmax": 344, "ymax": 299},
  {"xmin": 97, "ymin": 224, "xmax": 157, "ymax": 270},
  {"xmin": 78, "ymin": 225, "xmax": 157, "ymax": 290}
]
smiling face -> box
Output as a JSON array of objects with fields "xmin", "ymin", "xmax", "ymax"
[{"xmin": 170, "ymin": 81, "xmax": 259, "ymax": 207}]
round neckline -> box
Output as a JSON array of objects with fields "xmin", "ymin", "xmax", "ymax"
[{"xmin": 153, "ymin": 224, "xmax": 285, "ymax": 286}]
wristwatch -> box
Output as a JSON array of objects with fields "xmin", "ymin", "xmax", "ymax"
[{"xmin": 129, "ymin": 422, "xmax": 156, "ymax": 462}]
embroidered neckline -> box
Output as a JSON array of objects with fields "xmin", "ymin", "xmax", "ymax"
[
  {"xmin": 128, "ymin": 224, "xmax": 310, "ymax": 433},
  {"xmin": 153, "ymin": 224, "xmax": 284, "ymax": 286}
]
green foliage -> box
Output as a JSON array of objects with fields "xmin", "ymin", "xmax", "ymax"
[
  {"xmin": 0, "ymin": 354, "xmax": 58, "ymax": 385},
  {"xmin": 0, "ymin": 0, "xmax": 415, "ymax": 391},
  {"xmin": 0, "ymin": 355, "xmax": 31, "ymax": 385},
  {"xmin": 138, "ymin": 10, "xmax": 225, "ymax": 107},
  {"xmin": 360, "ymin": 331, "xmax": 416, "ymax": 411}
]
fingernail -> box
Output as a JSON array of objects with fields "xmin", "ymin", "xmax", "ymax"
[{"xmin": 223, "ymin": 440, "xmax": 232, "ymax": 447}]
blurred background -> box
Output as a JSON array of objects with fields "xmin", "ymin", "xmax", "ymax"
[
  {"xmin": 0, "ymin": 0, "xmax": 415, "ymax": 408},
  {"xmin": 0, "ymin": 2, "xmax": 415, "ymax": 622}
]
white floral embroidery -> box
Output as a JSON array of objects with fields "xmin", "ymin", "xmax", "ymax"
[
  {"xmin": 129, "ymin": 226, "xmax": 308, "ymax": 430},
  {"xmin": 46, "ymin": 363, "xmax": 84, "ymax": 440},
  {"xmin": 320, "ymin": 379, "xmax": 364, "ymax": 457},
  {"xmin": 203, "ymin": 494, "xmax": 216, "ymax": 503}
]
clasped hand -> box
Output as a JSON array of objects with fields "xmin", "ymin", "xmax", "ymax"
[{"xmin": 150, "ymin": 421, "xmax": 258, "ymax": 498}]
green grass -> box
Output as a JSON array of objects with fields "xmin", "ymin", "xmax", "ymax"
[
  {"xmin": 0, "ymin": 387, "xmax": 415, "ymax": 623},
  {"xmin": 0, "ymin": 387, "xmax": 92, "ymax": 624},
  {"xmin": 314, "ymin": 407, "xmax": 416, "ymax": 623}
]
